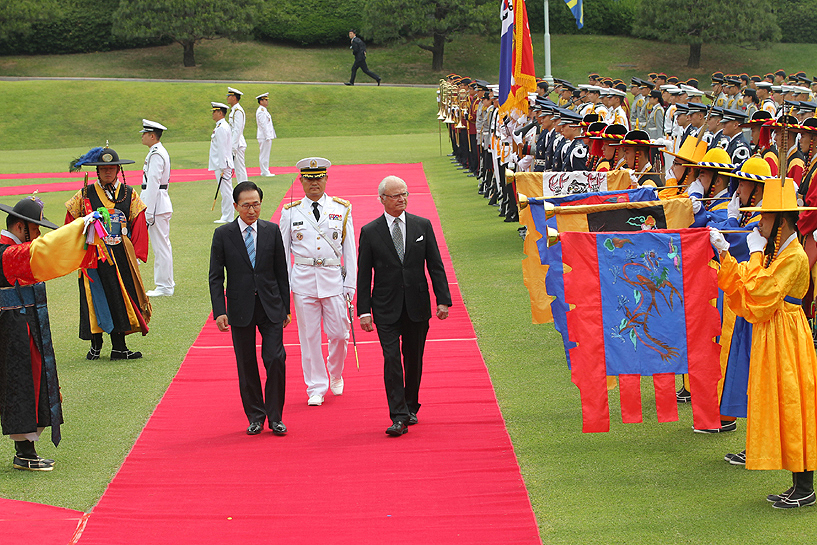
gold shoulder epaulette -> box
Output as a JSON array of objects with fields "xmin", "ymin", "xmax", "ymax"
[
  {"xmin": 332, "ymin": 197, "xmax": 351, "ymax": 207},
  {"xmin": 284, "ymin": 200, "xmax": 301, "ymax": 210}
]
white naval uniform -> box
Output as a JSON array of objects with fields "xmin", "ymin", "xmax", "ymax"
[
  {"xmin": 140, "ymin": 142, "xmax": 174, "ymax": 294},
  {"xmin": 229, "ymin": 102, "xmax": 248, "ymax": 182},
  {"xmin": 280, "ymin": 194, "xmax": 356, "ymax": 399},
  {"xmin": 256, "ymin": 104, "xmax": 276, "ymax": 176},
  {"xmin": 208, "ymin": 118, "xmax": 234, "ymax": 222}
]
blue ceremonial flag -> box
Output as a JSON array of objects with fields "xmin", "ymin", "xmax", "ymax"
[
  {"xmin": 498, "ymin": 0, "xmax": 514, "ymax": 106},
  {"xmin": 564, "ymin": 0, "xmax": 584, "ymax": 29}
]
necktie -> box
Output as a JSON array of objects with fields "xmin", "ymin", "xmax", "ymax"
[
  {"xmin": 312, "ymin": 201, "xmax": 320, "ymax": 221},
  {"xmin": 244, "ymin": 225, "xmax": 255, "ymax": 268},
  {"xmin": 392, "ymin": 218, "xmax": 404, "ymax": 263}
]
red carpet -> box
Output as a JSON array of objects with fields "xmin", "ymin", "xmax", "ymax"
[
  {"xmin": 0, "ymin": 167, "xmax": 298, "ymax": 197},
  {"xmin": 0, "ymin": 498, "xmax": 86, "ymax": 544},
  {"xmin": 16, "ymin": 163, "xmax": 540, "ymax": 544}
]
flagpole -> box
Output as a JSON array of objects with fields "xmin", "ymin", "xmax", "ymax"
[{"xmin": 543, "ymin": 0, "xmax": 553, "ymax": 85}]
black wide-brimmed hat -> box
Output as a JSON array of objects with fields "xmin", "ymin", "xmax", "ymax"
[
  {"xmin": 69, "ymin": 146, "xmax": 135, "ymax": 172},
  {"xmin": 0, "ymin": 196, "xmax": 59, "ymax": 229}
]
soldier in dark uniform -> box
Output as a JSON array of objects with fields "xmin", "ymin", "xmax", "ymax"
[{"xmin": 720, "ymin": 109, "xmax": 752, "ymax": 166}]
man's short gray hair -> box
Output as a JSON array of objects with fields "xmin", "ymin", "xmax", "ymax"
[{"xmin": 378, "ymin": 175, "xmax": 406, "ymax": 196}]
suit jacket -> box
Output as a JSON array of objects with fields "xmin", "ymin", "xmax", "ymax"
[
  {"xmin": 351, "ymin": 36, "xmax": 366, "ymax": 61},
  {"xmin": 357, "ymin": 212, "xmax": 452, "ymax": 325},
  {"xmin": 209, "ymin": 219, "xmax": 290, "ymax": 328}
]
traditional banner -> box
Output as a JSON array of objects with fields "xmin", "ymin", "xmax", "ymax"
[
  {"xmin": 511, "ymin": 169, "xmax": 635, "ymax": 199},
  {"xmin": 561, "ymin": 229, "xmax": 721, "ymax": 433}
]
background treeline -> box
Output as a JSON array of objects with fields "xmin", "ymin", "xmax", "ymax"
[{"xmin": 2, "ymin": 0, "xmax": 816, "ymax": 56}]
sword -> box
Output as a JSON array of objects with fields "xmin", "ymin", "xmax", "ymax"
[
  {"xmin": 346, "ymin": 295, "xmax": 360, "ymax": 370},
  {"xmin": 212, "ymin": 173, "xmax": 225, "ymax": 211}
]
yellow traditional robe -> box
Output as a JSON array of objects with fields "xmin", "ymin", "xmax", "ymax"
[{"xmin": 718, "ymin": 239, "xmax": 817, "ymax": 471}]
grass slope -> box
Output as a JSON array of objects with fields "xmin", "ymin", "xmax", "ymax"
[{"xmin": 3, "ymin": 33, "xmax": 817, "ymax": 88}]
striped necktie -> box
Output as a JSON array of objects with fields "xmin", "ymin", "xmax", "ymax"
[{"xmin": 244, "ymin": 225, "xmax": 255, "ymax": 268}]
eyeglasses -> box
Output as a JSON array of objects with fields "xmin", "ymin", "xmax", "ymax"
[
  {"xmin": 382, "ymin": 192, "xmax": 409, "ymax": 200},
  {"xmin": 239, "ymin": 203, "xmax": 262, "ymax": 210}
]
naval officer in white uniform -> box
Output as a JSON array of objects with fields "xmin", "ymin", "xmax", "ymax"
[
  {"xmin": 280, "ymin": 158, "xmax": 356, "ymax": 406},
  {"xmin": 227, "ymin": 87, "xmax": 248, "ymax": 182},
  {"xmin": 255, "ymin": 92, "xmax": 277, "ymax": 177},
  {"xmin": 209, "ymin": 102, "xmax": 234, "ymax": 223},
  {"xmin": 139, "ymin": 119, "xmax": 174, "ymax": 296}
]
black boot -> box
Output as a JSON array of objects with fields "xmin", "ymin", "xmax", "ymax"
[
  {"xmin": 110, "ymin": 333, "xmax": 142, "ymax": 360},
  {"xmin": 87, "ymin": 333, "xmax": 103, "ymax": 360},
  {"xmin": 773, "ymin": 471, "xmax": 815, "ymax": 508},
  {"xmin": 13, "ymin": 440, "xmax": 54, "ymax": 471}
]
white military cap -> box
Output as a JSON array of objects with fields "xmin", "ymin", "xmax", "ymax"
[
  {"xmin": 756, "ymin": 81, "xmax": 773, "ymax": 90},
  {"xmin": 781, "ymin": 84, "xmax": 796, "ymax": 93},
  {"xmin": 211, "ymin": 101, "xmax": 229, "ymax": 110},
  {"xmin": 227, "ymin": 87, "xmax": 243, "ymax": 96},
  {"xmin": 772, "ymin": 85, "xmax": 783, "ymax": 92},
  {"xmin": 659, "ymin": 84, "xmax": 679, "ymax": 92},
  {"xmin": 680, "ymin": 85, "xmax": 704, "ymax": 97},
  {"xmin": 296, "ymin": 157, "xmax": 332, "ymax": 178},
  {"xmin": 139, "ymin": 119, "xmax": 167, "ymax": 133},
  {"xmin": 609, "ymin": 88, "xmax": 627, "ymax": 97},
  {"xmin": 793, "ymin": 85, "xmax": 811, "ymax": 94},
  {"xmin": 256, "ymin": 92, "xmax": 269, "ymax": 100}
]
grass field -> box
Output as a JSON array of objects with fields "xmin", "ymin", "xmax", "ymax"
[
  {"xmin": 2, "ymin": 38, "xmax": 817, "ymax": 542},
  {"xmin": 3, "ymin": 33, "xmax": 817, "ymax": 89}
]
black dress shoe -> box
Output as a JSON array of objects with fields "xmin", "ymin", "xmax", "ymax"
[
  {"xmin": 111, "ymin": 349, "xmax": 142, "ymax": 360},
  {"xmin": 376, "ymin": 78, "xmax": 382, "ymax": 86},
  {"xmin": 246, "ymin": 422, "xmax": 263, "ymax": 435},
  {"xmin": 386, "ymin": 421, "xmax": 408, "ymax": 436},
  {"xmin": 344, "ymin": 82, "xmax": 353, "ymax": 86},
  {"xmin": 408, "ymin": 413, "xmax": 418, "ymax": 426},
  {"xmin": 270, "ymin": 421, "xmax": 287, "ymax": 436}
]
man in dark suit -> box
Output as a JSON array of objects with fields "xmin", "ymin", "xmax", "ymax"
[
  {"xmin": 209, "ymin": 181, "xmax": 291, "ymax": 436},
  {"xmin": 345, "ymin": 30, "xmax": 381, "ymax": 86},
  {"xmin": 357, "ymin": 176, "xmax": 452, "ymax": 436}
]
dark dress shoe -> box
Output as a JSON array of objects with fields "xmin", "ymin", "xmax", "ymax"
[
  {"xmin": 386, "ymin": 421, "xmax": 408, "ymax": 436},
  {"xmin": 246, "ymin": 422, "xmax": 263, "ymax": 435},
  {"xmin": 377, "ymin": 78, "xmax": 382, "ymax": 86},
  {"xmin": 270, "ymin": 421, "xmax": 287, "ymax": 436},
  {"xmin": 344, "ymin": 82, "xmax": 353, "ymax": 86},
  {"xmin": 111, "ymin": 349, "xmax": 142, "ymax": 360},
  {"xmin": 408, "ymin": 413, "xmax": 418, "ymax": 426}
]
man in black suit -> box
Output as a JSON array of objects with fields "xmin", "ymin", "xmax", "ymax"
[
  {"xmin": 209, "ymin": 181, "xmax": 291, "ymax": 436},
  {"xmin": 345, "ymin": 30, "xmax": 381, "ymax": 86},
  {"xmin": 357, "ymin": 176, "xmax": 451, "ymax": 436}
]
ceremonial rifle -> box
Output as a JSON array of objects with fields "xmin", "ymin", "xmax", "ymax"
[{"xmin": 346, "ymin": 295, "xmax": 360, "ymax": 370}]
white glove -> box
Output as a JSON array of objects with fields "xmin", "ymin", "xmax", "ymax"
[
  {"xmin": 687, "ymin": 179, "xmax": 704, "ymax": 198},
  {"xmin": 813, "ymin": 230, "xmax": 817, "ymax": 243},
  {"xmin": 343, "ymin": 287, "xmax": 355, "ymax": 301},
  {"xmin": 708, "ymin": 227, "xmax": 729, "ymax": 253},
  {"xmin": 746, "ymin": 227, "xmax": 767, "ymax": 254},
  {"xmin": 690, "ymin": 195, "xmax": 702, "ymax": 214},
  {"xmin": 145, "ymin": 214, "xmax": 155, "ymax": 227},
  {"xmin": 727, "ymin": 193, "xmax": 741, "ymax": 220}
]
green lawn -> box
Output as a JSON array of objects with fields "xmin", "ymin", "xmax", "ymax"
[
  {"xmin": 2, "ymin": 41, "xmax": 817, "ymax": 542},
  {"xmin": 3, "ymin": 33, "xmax": 817, "ymax": 89}
]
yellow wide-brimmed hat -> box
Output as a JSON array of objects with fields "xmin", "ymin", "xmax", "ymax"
[{"xmin": 740, "ymin": 176, "xmax": 817, "ymax": 212}]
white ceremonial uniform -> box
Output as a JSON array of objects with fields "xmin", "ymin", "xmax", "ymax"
[
  {"xmin": 607, "ymin": 105, "xmax": 630, "ymax": 130},
  {"xmin": 208, "ymin": 118, "xmax": 234, "ymax": 222},
  {"xmin": 280, "ymin": 194, "xmax": 356, "ymax": 399},
  {"xmin": 229, "ymin": 102, "xmax": 248, "ymax": 182},
  {"xmin": 140, "ymin": 142, "xmax": 174, "ymax": 294},
  {"xmin": 256, "ymin": 105, "xmax": 276, "ymax": 176}
]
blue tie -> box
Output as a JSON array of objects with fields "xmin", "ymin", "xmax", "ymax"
[{"xmin": 244, "ymin": 225, "xmax": 255, "ymax": 268}]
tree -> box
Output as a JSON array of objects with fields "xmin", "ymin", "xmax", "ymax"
[
  {"xmin": 634, "ymin": 0, "xmax": 780, "ymax": 69},
  {"xmin": 0, "ymin": 0, "xmax": 62, "ymax": 40},
  {"xmin": 362, "ymin": 0, "xmax": 493, "ymax": 71},
  {"xmin": 112, "ymin": 0, "xmax": 260, "ymax": 67}
]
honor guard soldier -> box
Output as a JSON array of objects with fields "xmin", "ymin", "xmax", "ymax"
[
  {"xmin": 139, "ymin": 119, "xmax": 174, "ymax": 297},
  {"xmin": 607, "ymin": 86, "xmax": 630, "ymax": 129},
  {"xmin": 711, "ymin": 72, "xmax": 728, "ymax": 108},
  {"xmin": 591, "ymin": 124, "xmax": 627, "ymax": 171},
  {"xmin": 280, "ymin": 158, "xmax": 356, "ymax": 406},
  {"xmin": 255, "ymin": 92, "xmax": 277, "ymax": 177},
  {"xmin": 209, "ymin": 102, "xmax": 234, "ymax": 223},
  {"xmin": 612, "ymin": 130, "xmax": 665, "ymax": 187},
  {"xmin": 645, "ymin": 90, "xmax": 665, "ymax": 140},
  {"xmin": 720, "ymin": 109, "xmax": 752, "ymax": 165},
  {"xmin": 757, "ymin": 81, "xmax": 777, "ymax": 116},
  {"xmin": 227, "ymin": 87, "xmax": 248, "ymax": 182}
]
